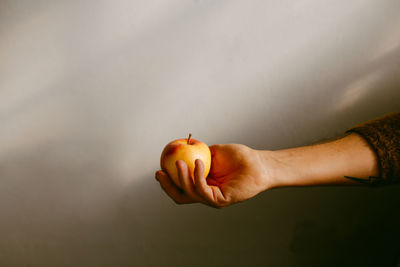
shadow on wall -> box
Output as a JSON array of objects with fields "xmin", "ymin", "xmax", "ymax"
[
  {"xmin": 0, "ymin": 137, "xmax": 134, "ymax": 266},
  {"xmin": 119, "ymin": 178, "xmax": 400, "ymax": 266},
  {"xmin": 288, "ymin": 184, "xmax": 400, "ymax": 266}
]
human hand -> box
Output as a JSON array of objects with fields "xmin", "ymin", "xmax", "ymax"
[{"xmin": 155, "ymin": 144, "xmax": 272, "ymax": 208}]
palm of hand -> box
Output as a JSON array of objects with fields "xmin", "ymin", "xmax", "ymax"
[{"xmin": 208, "ymin": 144, "xmax": 268, "ymax": 203}]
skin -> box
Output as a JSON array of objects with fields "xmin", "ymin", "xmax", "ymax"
[{"xmin": 155, "ymin": 133, "xmax": 379, "ymax": 208}]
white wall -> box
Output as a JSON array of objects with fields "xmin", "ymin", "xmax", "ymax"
[{"xmin": 0, "ymin": 1, "xmax": 399, "ymax": 266}]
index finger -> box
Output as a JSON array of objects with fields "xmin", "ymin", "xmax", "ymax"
[{"xmin": 176, "ymin": 160, "xmax": 211, "ymax": 206}]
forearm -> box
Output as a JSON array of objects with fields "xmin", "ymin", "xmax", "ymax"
[{"xmin": 260, "ymin": 133, "xmax": 379, "ymax": 189}]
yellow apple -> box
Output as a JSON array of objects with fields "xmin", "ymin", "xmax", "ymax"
[{"xmin": 160, "ymin": 134, "xmax": 211, "ymax": 188}]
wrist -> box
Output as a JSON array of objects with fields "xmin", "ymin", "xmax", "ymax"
[{"xmin": 255, "ymin": 149, "xmax": 289, "ymax": 190}]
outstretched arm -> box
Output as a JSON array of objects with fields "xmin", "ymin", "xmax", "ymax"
[{"xmin": 156, "ymin": 112, "xmax": 400, "ymax": 208}]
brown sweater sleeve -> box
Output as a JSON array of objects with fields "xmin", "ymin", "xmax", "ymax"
[{"xmin": 345, "ymin": 112, "xmax": 400, "ymax": 186}]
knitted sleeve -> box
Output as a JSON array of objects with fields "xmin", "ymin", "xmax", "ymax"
[{"xmin": 345, "ymin": 112, "xmax": 400, "ymax": 186}]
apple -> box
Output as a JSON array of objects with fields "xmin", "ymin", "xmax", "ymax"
[{"xmin": 160, "ymin": 134, "xmax": 211, "ymax": 188}]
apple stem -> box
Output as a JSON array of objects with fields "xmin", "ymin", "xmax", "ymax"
[{"xmin": 187, "ymin": 133, "xmax": 192, "ymax": 145}]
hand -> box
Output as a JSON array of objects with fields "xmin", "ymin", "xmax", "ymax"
[{"xmin": 155, "ymin": 144, "xmax": 273, "ymax": 208}]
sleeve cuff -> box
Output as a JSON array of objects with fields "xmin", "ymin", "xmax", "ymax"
[{"xmin": 345, "ymin": 112, "xmax": 400, "ymax": 186}]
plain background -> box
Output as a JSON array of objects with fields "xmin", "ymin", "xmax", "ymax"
[{"xmin": 1, "ymin": 1, "xmax": 400, "ymax": 266}]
